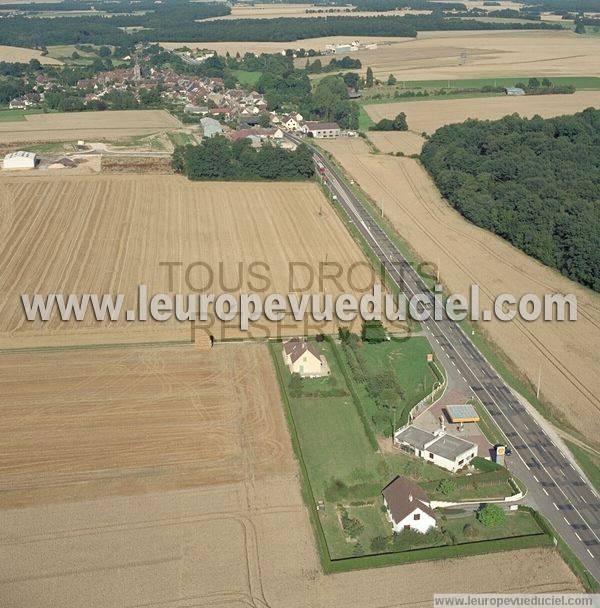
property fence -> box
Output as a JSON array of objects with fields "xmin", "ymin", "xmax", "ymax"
[{"xmin": 403, "ymin": 356, "xmax": 448, "ymax": 427}]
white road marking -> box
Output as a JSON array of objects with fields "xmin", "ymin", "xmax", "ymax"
[
  {"xmin": 314, "ymin": 146, "xmax": 600, "ymax": 546},
  {"xmin": 575, "ymin": 533, "xmax": 582, "ymax": 541},
  {"xmin": 563, "ymin": 516, "xmax": 569, "ymax": 524},
  {"xmin": 588, "ymin": 549, "xmax": 594, "ymax": 558},
  {"xmin": 543, "ymin": 488, "xmax": 549, "ymax": 495},
  {"xmin": 533, "ymin": 475, "xmax": 539, "ymax": 482},
  {"xmin": 553, "ymin": 502, "xmax": 559, "ymax": 510}
]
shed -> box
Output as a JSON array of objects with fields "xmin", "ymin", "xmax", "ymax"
[
  {"xmin": 504, "ymin": 87, "xmax": 525, "ymax": 96},
  {"xmin": 445, "ymin": 404, "xmax": 480, "ymax": 424}
]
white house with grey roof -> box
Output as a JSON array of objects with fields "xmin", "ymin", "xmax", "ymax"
[
  {"xmin": 382, "ymin": 475, "xmax": 437, "ymax": 534},
  {"xmin": 394, "ymin": 425, "xmax": 477, "ymax": 473}
]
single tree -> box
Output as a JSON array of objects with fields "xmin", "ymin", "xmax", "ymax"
[
  {"xmin": 366, "ymin": 66, "xmax": 374, "ymax": 88},
  {"xmin": 387, "ymin": 74, "xmax": 397, "ymax": 86},
  {"xmin": 392, "ymin": 112, "xmax": 408, "ymax": 131}
]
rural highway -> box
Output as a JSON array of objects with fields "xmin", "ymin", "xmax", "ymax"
[{"xmin": 289, "ymin": 134, "xmax": 600, "ymax": 582}]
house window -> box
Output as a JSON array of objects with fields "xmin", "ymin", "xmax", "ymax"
[
  {"xmin": 429, "ymin": 453, "xmax": 434, "ymax": 459},
  {"xmin": 404, "ymin": 525, "xmax": 411, "ymax": 531},
  {"xmin": 414, "ymin": 513, "xmax": 420, "ymax": 521},
  {"xmin": 458, "ymin": 459, "xmax": 464, "ymax": 465}
]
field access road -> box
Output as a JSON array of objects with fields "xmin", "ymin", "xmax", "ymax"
[{"xmin": 290, "ymin": 134, "xmax": 600, "ymax": 581}]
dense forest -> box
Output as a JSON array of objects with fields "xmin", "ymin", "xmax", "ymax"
[
  {"xmin": 172, "ymin": 137, "xmax": 315, "ymax": 181},
  {"xmin": 0, "ymin": 9, "xmax": 561, "ymax": 48},
  {"xmin": 421, "ymin": 109, "xmax": 600, "ymax": 291}
]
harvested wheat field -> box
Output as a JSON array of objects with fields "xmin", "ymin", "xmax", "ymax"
[
  {"xmin": 0, "ymin": 174, "xmax": 377, "ymax": 347},
  {"xmin": 365, "ymin": 90, "xmax": 600, "ymax": 133},
  {"xmin": 318, "ymin": 138, "xmax": 600, "ymax": 442},
  {"xmin": 303, "ymin": 29, "xmax": 600, "ymax": 81},
  {"xmin": 367, "ymin": 130, "xmax": 426, "ymax": 155},
  {"xmin": 0, "ymin": 44, "xmax": 62, "ymax": 64},
  {"xmin": 0, "ymin": 109, "xmax": 182, "ymax": 144},
  {"xmin": 206, "ymin": 3, "xmax": 431, "ymax": 20},
  {"xmin": 0, "ymin": 342, "xmax": 583, "ymax": 607},
  {"xmin": 0, "ymin": 342, "xmax": 293, "ymax": 507},
  {"xmin": 160, "ymin": 36, "xmax": 410, "ymax": 56}
]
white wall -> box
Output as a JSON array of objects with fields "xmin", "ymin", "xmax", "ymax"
[{"xmin": 386, "ymin": 503, "xmax": 436, "ymax": 534}]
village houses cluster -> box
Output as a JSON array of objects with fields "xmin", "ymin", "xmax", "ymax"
[{"xmin": 9, "ymin": 63, "xmax": 342, "ymax": 146}]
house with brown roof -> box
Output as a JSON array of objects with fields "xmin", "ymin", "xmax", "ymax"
[
  {"xmin": 282, "ymin": 339, "xmax": 330, "ymax": 378},
  {"xmin": 381, "ymin": 476, "xmax": 437, "ymax": 534}
]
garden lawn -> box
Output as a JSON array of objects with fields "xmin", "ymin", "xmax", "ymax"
[{"xmin": 443, "ymin": 509, "xmax": 543, "ymax": 543}]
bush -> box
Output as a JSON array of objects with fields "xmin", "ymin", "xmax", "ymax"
[
  {"xmin": 340, "ymin": 508, "xmax": 364, "ymax": 538},
  {"xmin": 370, "ymin": 112, "xmax": 408, "ymax": 132},
  {"xmin": 436, "ymin": 479, "xmax": 457, "ymax": 496},
  {"xmin": 361, "ymin": 320, "xmax": 386, "ymax": 343},
  {"xmin": 477, "ymin": 504, "xmax": 507, "ymax": 527},
  {"xmin": 371, "ymin": 535, "xmax": 390, "ymax": 552}
]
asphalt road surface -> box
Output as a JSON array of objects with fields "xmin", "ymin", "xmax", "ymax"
[{"xmin": 295, "ymin": 135, "xmax": 600, "ymax": 582}]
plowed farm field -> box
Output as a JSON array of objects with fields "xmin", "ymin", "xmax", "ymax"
[
  {"xmin": 318, "ymin": 138, "xmax": 600, "ymax": 443},
  {"xmin": 365, "ymin": 90, "xmax": 600, "ymax": 134},
  {"xmin": 0, "ymin": 342, "xmax": 583, "ymax": 607},
  {"xmin": 0, "ymin": 109, "xmax": 182, "ymax": 144},
  {"xmin": 0, "ymin": 174, "xmax": 377, "ymax": 347}
]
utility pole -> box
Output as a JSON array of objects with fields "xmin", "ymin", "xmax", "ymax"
[{"xmin": 536, "ymin": 362, "xmax": 542, "ymax": 399}]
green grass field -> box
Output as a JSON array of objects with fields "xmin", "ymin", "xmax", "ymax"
[
  {"xmin": 167, "ymin": 131, "xmax": 196, "ymax": 147},
  {"xmin": 0, "ymin": 108, "xmax": 45, "ymax": 122},
  {"xmin": 276, "ymin": 340, "xmax": 381, "ymax": 498},
  {"xmin": 340, "ymin": 336, "xmax": 437, "ymax": 435},
  {"xmin": 443, "ymin": 509, "xmax": 543, "ymax": 542},
  {"xmin": 231, "ymin": 69, "xmax": 262, "ymax": 88},
  {"xmin": 358, "ymin": 105, "xmax": 375, "ymax": 131}
]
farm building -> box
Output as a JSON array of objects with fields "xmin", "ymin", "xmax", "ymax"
[
  {"xmin": 445, "ymin": 404, "xmax": 480, "ymax": 424},
  {"xmin": 3, "ymin": 150, "xmax": 36, "ymax": 170},
  {"xmin": 382, "ymin": 475, "xmax": 437, "ymax": 534},
  {"xmin": 394, "ymin": 425, "xmax": 477, "ymax": 473},
  {"xmin": 282, "ymin": 339, "xmax": 330, "ymax": 378},
  {"xmin": 303, "ymin": 122, "xmax": 341, "ymax": 138},
  {"xmin": 200, "ymin": 117, "xmax": 223, "ymax": 138},
  {"xmin": 504, "ymin": 87, "xmax": 525, "ymax": 96}
]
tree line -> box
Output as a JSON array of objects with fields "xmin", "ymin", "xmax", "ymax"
[
  {"xmin": 0, "ymin": 10, "xmax": 561, "ymax": 48},
  {"xmin": 420, "ymin": 108, "xmax": 600, "ymax": 291},
  {"xmin": 172, "ymin": 137, "xmax": 315, "ymax": 181}
]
